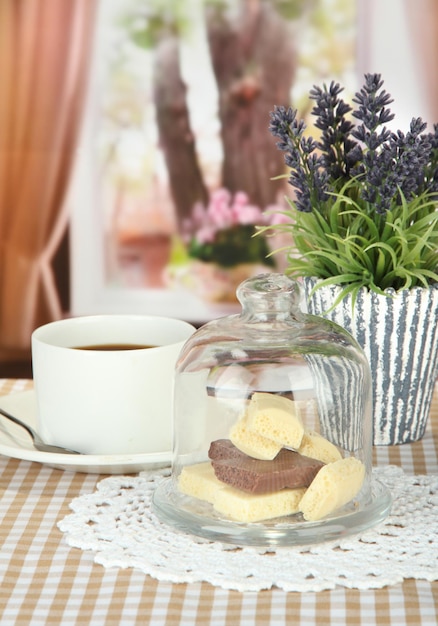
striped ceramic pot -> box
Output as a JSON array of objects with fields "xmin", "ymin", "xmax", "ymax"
[{"xmin": 302, "ymin": 277, "xmax": 438, "ymax": 445}]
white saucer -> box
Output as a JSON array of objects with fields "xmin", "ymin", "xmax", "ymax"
[{"xmin": 0, "ymin": 390, "xmax": 171, "ymax": 474}]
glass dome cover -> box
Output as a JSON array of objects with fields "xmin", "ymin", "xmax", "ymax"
[{"xmin": 153, "ymin": 274, "xmax": 391, "ymax": 546}]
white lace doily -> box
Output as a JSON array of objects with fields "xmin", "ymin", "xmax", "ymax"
[{"xmin": 58, "ymin": 466, "xmax": 438, "ymax": 592}]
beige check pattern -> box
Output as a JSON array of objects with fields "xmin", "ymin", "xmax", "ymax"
[{"xmin": 0, "ymin": 378, "xmax": 437, "ymax": 626}]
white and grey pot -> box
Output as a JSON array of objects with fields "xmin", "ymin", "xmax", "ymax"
[{"xmin": 302, "ymin": 277, "xmax": 438, "ymax": 445}]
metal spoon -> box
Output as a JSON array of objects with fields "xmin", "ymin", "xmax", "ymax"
[{"xmin": 0, "ymin": 406, "xmax": 80, "ymax": 454}]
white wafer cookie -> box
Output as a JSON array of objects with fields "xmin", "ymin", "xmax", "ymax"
[
  {"xmin": 213, "ymin": 484, "xmax": 306, "ymax": 523},
  {"xmin": 178, "ymin": 461, "xmax": 306, "ymax": 523},
  {"xmin": 247, "ymin": 392, "xmax": 304, "ymax": 449},
  {"xmin": 299, "ymin": 457, "xmax": 365, "ymax": 521},
  {"xmin": 178, "ymin": 462, "xmax": 225, "ymax": 504},
  {"xmin": 229, "ymin": 412, "xmax": 282, "ymax": 460},
  {"xmin": 298, "ymin": 430, "xmax": 342, "ymax": 464}
]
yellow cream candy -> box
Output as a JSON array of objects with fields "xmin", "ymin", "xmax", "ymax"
[
  {"xmin": 299, "ymin": 457, "xmax": 365, "ymax": 521},
  {"xmin": 229, "ymin": 413, "xmax": 282, "ymax": 460},
  {"xmin": 247, "ymin": 392, "xmax": 304, "ymax": 449},
  {"xmin": 298, "ymin": 430, "xmax": 342, "ymax": 464},
  {"xmin": 178, "ymin": 462, "xmax": 224, "ymax": 504},
  {"xmin": 213, "ymin": 485, "xmax": 306, "ymax": 523}
]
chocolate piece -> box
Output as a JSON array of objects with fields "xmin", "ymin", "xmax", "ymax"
[
  {"xmin": 209, "ymin": 440, "xmax": 324, "ymax": 494},
  {"xmin": 208, "ymin": 438, "xmax": 247, "ymax": 461}
]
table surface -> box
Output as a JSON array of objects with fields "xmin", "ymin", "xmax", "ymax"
[{"xmin": 0, "ymin": 378, "xmax": 437, "ymax": 626}]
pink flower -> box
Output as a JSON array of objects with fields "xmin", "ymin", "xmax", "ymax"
[
  {"xmin": 211, "ymin": 188, "xmax": 232, "ymax": 205},
  {"xmin": 196, "ymin": 225, "xmax": 217, "ymax": 244},
  {"xmin": 234, "ymin": 204, "xmax": 264, "ymax": 225},
  {"xmin": 207, "ymin": 189, "xmax": 234, "ymax": 229},
  {"xmin": 232, "ymin": 191, "xmax": 250, "ymax": 207},
  {"xmin": 187, "ymin": 190, "xmax": 287, "ymax": 247}
]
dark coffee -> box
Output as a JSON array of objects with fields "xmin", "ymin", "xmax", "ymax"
[{"xmin": 73, "ymin": 343, "xmax": 157, "ymax": 351}]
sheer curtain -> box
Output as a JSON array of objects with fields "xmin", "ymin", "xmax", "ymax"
[{"xmin": 0, "ymin": 0, "xmax": 97, "ymax": 357}]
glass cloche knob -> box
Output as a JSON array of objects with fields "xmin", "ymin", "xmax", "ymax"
[{"xmin": 153, "ymin": 274, "xmax": 391, "ymax": 546}]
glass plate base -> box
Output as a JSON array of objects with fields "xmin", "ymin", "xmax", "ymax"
[{"xmin": 152, "ymin": 477, "xmax": 392, "ymax": 547}]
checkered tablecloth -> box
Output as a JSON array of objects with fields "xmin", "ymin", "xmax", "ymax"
[{"xmin": 0, "ymin": 378, "xmax": 437, "ymax": 626}]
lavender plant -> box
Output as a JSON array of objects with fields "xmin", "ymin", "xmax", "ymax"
[{"xmin": 266, "ymin": 73, "xmax": 438, "ymax": 304}]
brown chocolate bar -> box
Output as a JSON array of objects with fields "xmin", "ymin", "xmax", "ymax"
[
  {"xmin": 209, "ymin": 439, "xmax": 324, "ymax": 494},
  {"xmin": 208, "ymin": 438, "xmax": 248, "ymax": 461}
]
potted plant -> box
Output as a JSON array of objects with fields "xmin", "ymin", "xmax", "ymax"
[
  {"xmin": 166, "ymin": 188, "xmax": 283, "ymax": 304},
  {"xmin": 266, "ymin": 73, "xmax": 438, "ymax": 444}
]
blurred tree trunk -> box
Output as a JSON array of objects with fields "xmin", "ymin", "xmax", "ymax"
[
  {"xmin": 153, "ymin": 35, "xmax": 209, "ymax": 227},
  {"xmin": 206, "ymin": 0, "xmax": 296, "ymax": 207},
  {"xmin": 152, "ymin": 0, "xmax": 296, "ymax": 225}
]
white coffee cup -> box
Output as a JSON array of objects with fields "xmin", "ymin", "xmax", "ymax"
[{"xmin": 31, "ymin": 315, "xmax": 195, "ymax": 455}]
